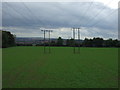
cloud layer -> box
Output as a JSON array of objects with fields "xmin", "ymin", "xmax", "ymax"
[{"xmin": 2, "ymin": 2, "xmax": 118, "ymax": 39}]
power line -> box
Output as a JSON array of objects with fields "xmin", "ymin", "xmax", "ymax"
[
  {"xmin": 89, "ymin": 9, "xmax": 117, "ymax": 28},
  {"xmin": 81, "ymin": 0, "xmax": 94, "ymax": 21},
  {"xmin": 84, "ymin": 0, "xmax": 113, "ymax": 27},
  {"xmin": 20, "ymin": 1, "xmax": 46, "ymax": 28},
  {"xmin": 21, "ymin": 2, "xmax": 38, "ymax": 24},
  {"xmin": 4, "ymin": 2, "xmax": 31, "ymax": 25},
  {"xmin": 2, "ymin": 8, "xmax": 28, "ymax": 27},
  {"xmin": 5, "ymin": 1, "xmax": 47, "ymax": 28},
  {"xmin": 86, "ymin": 0, "xmax": 94, "ymax": 11},
  {"xmin": 78, "ymin": 0, "xmax": 94, "ymax": 26},
  {"xmin": 2, "ymin": 10, "xmax": 13, "ymax": 27},
  {"xmin": 2, "ymin": 7, "xmax": 24, "ymax": 29}
]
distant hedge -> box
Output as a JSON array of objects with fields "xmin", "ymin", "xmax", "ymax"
[{"xmin": 2, "ymin": 30, "xmax": 16, "ymax": 48}]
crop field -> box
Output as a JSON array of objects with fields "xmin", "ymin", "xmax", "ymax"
[{"xmin": 2, "ymin": 46, "xmax": 118, "ymax": 88}]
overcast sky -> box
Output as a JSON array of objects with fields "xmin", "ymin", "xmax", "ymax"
[{"xmin": 1, "ymin": 0, "xmax": 119, "ymax": 39}]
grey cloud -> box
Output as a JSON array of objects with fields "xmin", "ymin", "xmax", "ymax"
[{"xmin": 2, "ymin": 2, "xmax": 118, "ymax": 39}]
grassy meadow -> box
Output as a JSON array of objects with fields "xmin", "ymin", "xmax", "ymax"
[{"xmin": 2, "ymin": 46, "xmax": 118, "ymax": 88}]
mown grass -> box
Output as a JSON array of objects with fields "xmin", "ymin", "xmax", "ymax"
[{"xmin": 2, "ymin": 46, "xmax": 118, "ymax": 88}]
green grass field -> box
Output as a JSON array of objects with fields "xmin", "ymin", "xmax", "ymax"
[{"xmin": 2, "ymin": 46, "xmax": 118, "ymax": 88}]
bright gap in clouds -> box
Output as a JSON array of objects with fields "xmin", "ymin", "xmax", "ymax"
[{"xmin": 95, "ymin": 0, "xmax": 119, "ymax": 9}]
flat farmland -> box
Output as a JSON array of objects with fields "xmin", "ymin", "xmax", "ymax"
[{"xmin": 2, "ymin": 46, "xmax": 118, "ymax": 88}]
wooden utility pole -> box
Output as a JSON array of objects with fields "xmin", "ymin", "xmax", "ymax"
[
  {"xmin": 41, "ymin": 29, "xmax": 53, "ymax": 53},
  {"xmin": 78, "ymin": 28, "xmax": 80, "ymax": 53},
  {"xmin": 73, "ymin": 28, "xmax": 75, "ymax": 54},
  {"xmin": 72, "ymin": 27, "xmax": 80, "ymax": 54}
]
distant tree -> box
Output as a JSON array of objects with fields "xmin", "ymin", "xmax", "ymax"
[
  {"xmin": 2, "ymin": 30, "xmax": 16, "ymax": 48},
  {"xmin": 104, "ymin": 38, "xmax": 119, "ymax": 47},
  {"xmin": 112, "ymin": 39, "xmax": 119, "ymax": 47},
  {"xmin": 83, "ymin": 38, "xmax": 93, "ymax": 47},
  {"xmin": 66, "ymin": 39, "xmax": 70, "ymax": 46},
  {"xmin": 104, "ymin": 38, "xmax": 114, "ymax": 47},
  {"xmin": 66, "ymin": 38, "xmax": 75, "ymax": 46},
  {"xmin": 116, "ymin": 41, "xmax": 120, "ymax": 47},
  {"xmin": 82, "ymin": 37, "xmax": 119, "ymax": 47},
  {"xmin": 93, "ymin": 37, "xmax": 104, "ymax": 47},
  {"xmin": 51, "ymin": 41, "xmax": 56, "ymax": 46},
  {"xmin": 57, "ymin": 37, "xmax": 63, "ymax": 46}
]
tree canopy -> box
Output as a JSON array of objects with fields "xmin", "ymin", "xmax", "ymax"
[
  {"xmin": 2, "ymin": 30, "xmax": 16, "ymax": 48},
  {"xmin": 57, "ymin": 37, "xmax": 63, "ymax": 46}
]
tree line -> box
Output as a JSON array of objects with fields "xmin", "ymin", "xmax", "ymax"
[
  {"xmin": 1, "ymin": 30, "xmax": 120, "ymax": 48},
  {"xmin": 82, "ymin": 37, "xmax": 120, "ymax": 47},
  {"xmin": 55, "ymin": 37, "xmax": 120, "ymax": 47},
  {"xmin": 28, "ymin": 37, "xmax": 120, "ymax": 47}
]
